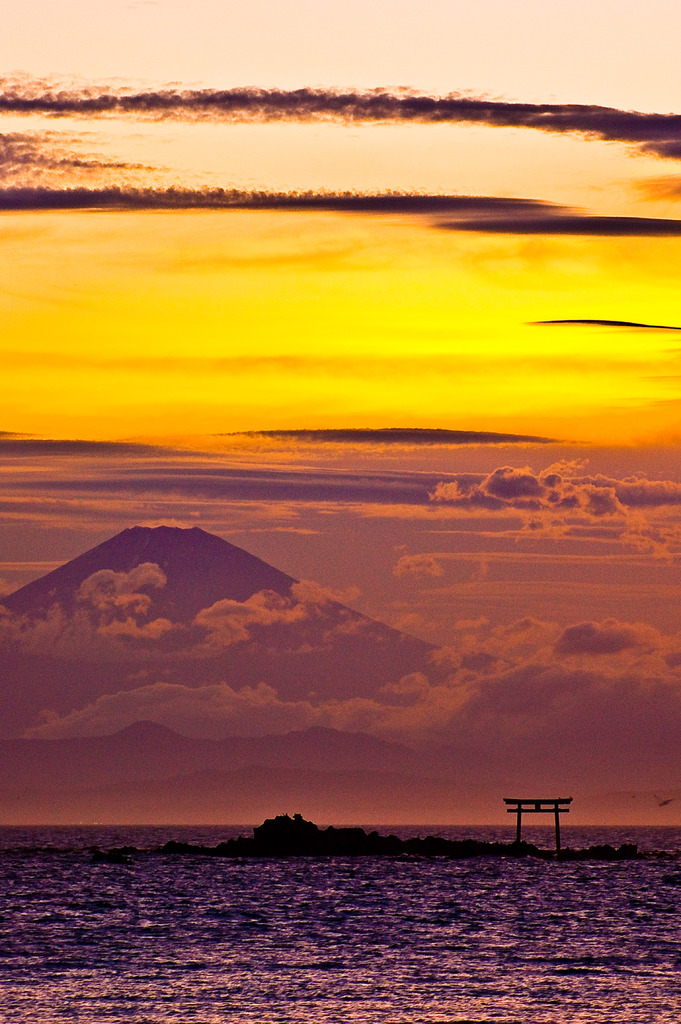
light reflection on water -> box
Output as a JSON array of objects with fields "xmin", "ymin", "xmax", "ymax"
[{"xmin": 1, "ymin": 826, "xmax": 680, "ymax": 1022}]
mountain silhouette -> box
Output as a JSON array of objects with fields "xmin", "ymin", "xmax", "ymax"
[
  {"xmin": 2, "ymin": 525, "xmax": 297, "ymax": 619},
  {"xmin": 0, "ymin": 720, "xmax": 425, "ymax": 791},
  {"xmin": 0, "ymin": 526, "xmax": 437, "ymax": 739}
]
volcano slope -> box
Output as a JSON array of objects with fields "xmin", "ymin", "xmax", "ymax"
[{"xmin": 0, "ymin": 526, "xmax": 438, "ymax": 739}]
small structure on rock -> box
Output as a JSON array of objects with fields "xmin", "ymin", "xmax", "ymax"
[{"xmin": 504, "ymin": 797, "xmax": 572, "ymax": 852}]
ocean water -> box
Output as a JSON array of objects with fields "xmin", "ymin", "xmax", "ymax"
[{"xmin": 1, "ymin": 825, "xmax": 681, "ymax": 1023}]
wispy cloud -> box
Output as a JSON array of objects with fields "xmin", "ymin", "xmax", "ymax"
[
  {"xmin": 0, "ymin": 187, "xmax": 556, "ymax": 213},
  {"xmin": 2, "ymin": 186, "xmax": 680, "ymax": 236},
  {"xmin": 637, "ymin": 176, "xmax": 681, "ymax": 199},
  {"xmin": 227, "ymin": 428, "xmax": 556, "ymax": 445},
  {"xmin": 437, "ymin": 213, "xmax": 681, "ymax": 237},
  {"xmin": 6, "ymin": 465, "xmax": 449, "ymax": 506},
  {"xmin": 0, "ymin": 132, "xmax": 148, "ymax": 184},
  {"xmin": 1, "ymin": 185, "xmax": 679, "ymax": 236},
  {"xmin": 533, "ymin": 320, "xmax": 681, "ymax": 331},
  {"xmin": 3, "ymin": 81, "xmax": 681, "ymax": 160},
  {"xmin": 0, "ymin": 349, "xmax": 656, "ymax": 377},
  {"xmin": 0, "ymin": 438, "xmax": 177, "ymax": 457}
]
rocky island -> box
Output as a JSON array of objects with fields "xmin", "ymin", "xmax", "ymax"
[{"xmin": 92, "ymin": 812, "xmax": 641, "ymax": 863}]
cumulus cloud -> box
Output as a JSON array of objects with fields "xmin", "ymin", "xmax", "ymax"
[
  {"xmin": 605, "ymin": 475, "xmax": 681, "ymax": 508},
  {"xmin": 25, "ymin": 680, "xmax": 320, "ymax": 739},
  {"xmin": 24, "ymin": 677, "xmax": 418, "ymax": 741},
  {"xmin": 431, "ymin": 464, "xmax": 625, "ymax": 517},
  {"xmin": 0, "ymin": 601, "xmax": 69, "ymax": 654},
  {"xmin": 433, "ymin": 616, "xmax": 561, "ymax": 672},
  {"xmin": 0, "ymin": 562, "xmax": 174, "ymax": 655},
  {"xmin": 393, "ymin": 554, "xmax": 444, "ymax": 578},
  {"xmin": 192, "ymin": 580, "xmax": 361, "ymax": 650},
  {"xmin": 22, "ymin": 613, "xmax": 681, "ymax": 788},
  {"xmin": 193, "ymin": 591, "xmax": 309, "ymax": 648},
  {"xmin": 97, "ymin": 616, "xmax": 175, "ymax": 641},
  {"xmin": 1, "ymin": 549, "xmax": 366, "ymax": 662},
  {"xmin": 77, "ymin": 562, "xmax": 167, "ymax": 615},
  {"xmin": 426, "ymin": 463, "xmax": 681, "ymax": 556},
  {"xmin": 76, "ymin": 562, "xmax": 175, "ymax": 642},
  {"xmin": 431, "ymin": 465, "xmax": 681, "ymax": 515},
  {"xmin": 554, "ymin": 619, "xmax": 657, "ymax": 657}
]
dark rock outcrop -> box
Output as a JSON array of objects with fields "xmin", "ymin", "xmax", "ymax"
[{"xmin": 93, "ymin": 814, "xmax": 642, "ymax": 862}]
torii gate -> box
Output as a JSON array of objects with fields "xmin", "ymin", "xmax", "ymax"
[{"xmin": 504, "ymin": 797, "xmax": 573, "ymax": 852}]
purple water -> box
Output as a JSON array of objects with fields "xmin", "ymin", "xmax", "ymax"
[{"xmin": 1, "ymin": 826, "xmax": 680, "ymax": 1022}]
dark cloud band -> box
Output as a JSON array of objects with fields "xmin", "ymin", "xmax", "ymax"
[
  {"xmin": 5, "ymin": 455, "xmax": 681, "ymax": 517},
  {"xmin": 0, "ymin": 186, "xmax": 556, "ymax": 213},
  {"xmin": 533, "ymin": 320, "xmax": 681, "ymax": 331},
  {"xmin": 228, "ymin": 428, "xmax": 557, "ymax": 445},
  {"xmin": 439, "ymin": 215, "xmax": 681, "ymax": 237},
  {"xmin": 0, "ymin": 439, "xmax": 175, "ymax": 457},
  {"xmin": 3, "ymin": 82, "xmax": 681, "ymax": 159},
  {"xmin": 0, "ymin": 132, "xmax": 147, "ymax": 180},
  {"xmin": 3, "ymin": 187, "xmax": 681, "ymax": 237}
]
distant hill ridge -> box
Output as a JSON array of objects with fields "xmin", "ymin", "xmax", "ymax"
[{"xmin": 1, "ymin": 721, "xmax": 425, "ymax": 790}]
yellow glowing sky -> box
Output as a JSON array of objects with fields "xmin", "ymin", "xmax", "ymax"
[
  {"xmin": 2, "ymin": 209, "xmax": 681, "ymax": 443},
  {"xmin": 3, "ymin": 0, "xmax": 681, "ymax": 445}
]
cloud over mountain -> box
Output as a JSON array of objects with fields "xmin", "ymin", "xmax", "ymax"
[
  {"xmin": 19, "ymin": 608, "xmax": 681, "ymax": 794},
  {"xmin": 0, "ymin": 526, "xmax": 438, "ymax": 736},
  {"xmin": 2, "ymin": 526, "xmax": 681, "ymax": 798}
]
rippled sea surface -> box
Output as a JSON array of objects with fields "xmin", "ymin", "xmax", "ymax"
[{"xmin": 2, "ymin": 825, "xmax": 681, "ymax": 1023}]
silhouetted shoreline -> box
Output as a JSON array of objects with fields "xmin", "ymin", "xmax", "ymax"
[{"xmin": 91, "ymin": 813, "xmax": 642, "ymax": 863}]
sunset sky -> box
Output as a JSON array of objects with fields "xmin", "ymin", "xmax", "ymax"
[
  {"xmin": 4, "ymin": 1, "xmax": 681, "ymax": 812},
  {"xmin": 3, "ymin": 1, "xmax": 681, "ymax": 445}
]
